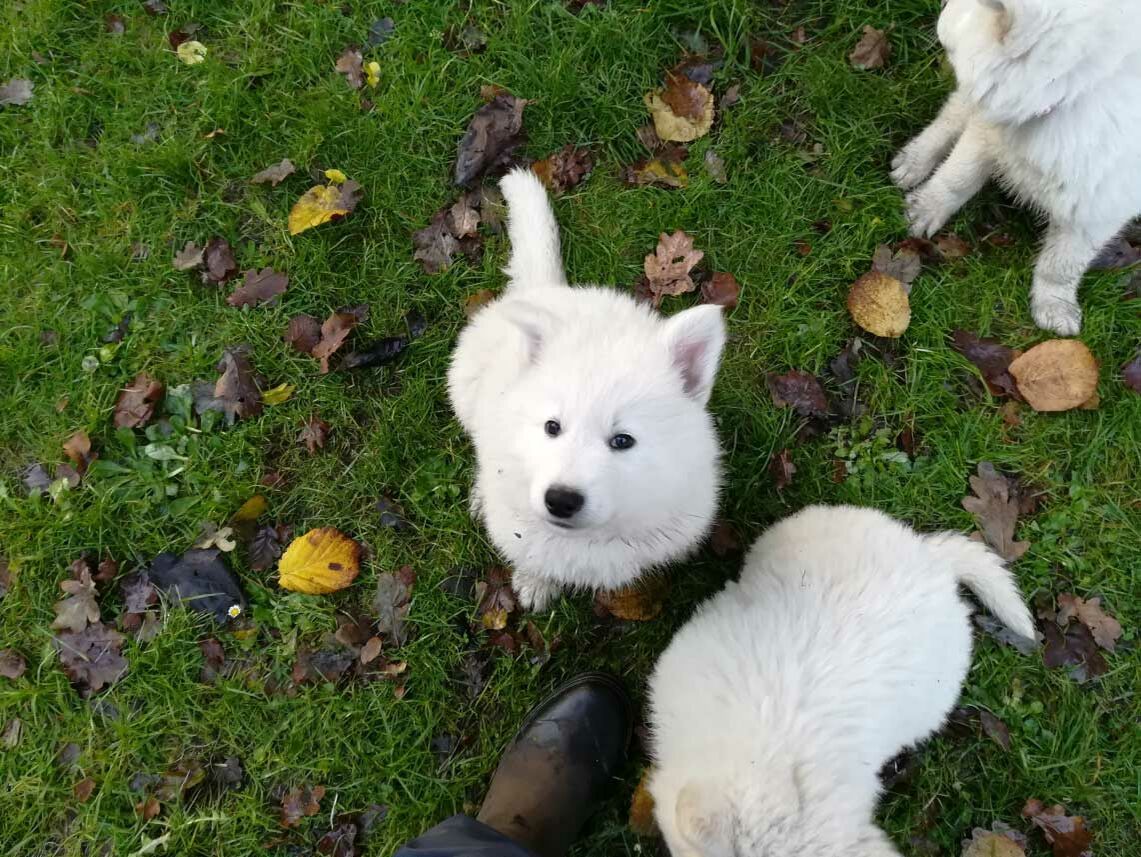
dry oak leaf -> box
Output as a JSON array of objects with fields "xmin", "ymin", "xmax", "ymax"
[
  {"xmin": 298, "ymin": 415, "xmax": 329, "ymax": 455},
  {"xmin": 701, "ymin": 272, "xmax": 740, "ymax": 309},
  {"xmin": 334, "ymin": 46, "xmax": 364, "ymax": 89},
  {"xmin": 199, "ymin": 346, "xmax": 263, "ymax": 423},
  {"xmin": 644, "ymin": 230, "xmax": 704, "ymax": 301},
  {"xmin": 278, "ymin": 528, "xmax": 362, "ymax": 594},
  {"xmin": 1008, "ymin": 340, "xmax": 1099, "ymax": 412},
  {"xmin": 962, "ymin": 829, "xmax": 1026, "ymax": 857},
  {"xmin": 1056, "ymin": 593, "xmax": 1122, "ymax": 652},
  {"xmin": 849, "ymin": 25, "xmax": 892, "ymax": 70},
  {"xmin": 594, "ymin": 576, "xmax": 669, "ymax": 622},
  {"xmin": 250, "ymin": 158, "xmax": 295, "ymax": 186},
  {"xmin": 288, "ymin": 180, "xmax": 363, "ymax": 235},
  {"xmin": 628, "ymin": 769, "xmax": 659, "ymax": 837},
  {"xmin": 281, "ymin": 784, "xmax": 326, "ymax": 828},
  {"xmin": 173, "ymin": 241, "xmax": 205, "ymax": 271},
  {"xmin": 847, "ymin": 272, "xmax": 910, "ymax": 337},
  {"xmin": 531, "ymin": 145, "xmax": 594, "ymax": 194},
  {"xmin": 226, "ymin": 268, "xmax": 288, "ymax": 308},
  {"xmin": 644, "ymin": 82, "xmax": 714, "ymax": 143},
  {"xmin": 114, "ymin": 372, "xmax": 164, "ymax": 429},
  {"xmin": 53, "ymin": 623, "xmax": 129, "ymax": 696},
  {"xmin": 53, "ymin": 566, "xmax": 101, "ymax": 633},
  {"xmin": 961, "ymin": 462, "xmax": 1030, "ymax": 562},
  {"xmin": 1021, "ymin": 800, "xmax": 1093, "ymax": 857}
]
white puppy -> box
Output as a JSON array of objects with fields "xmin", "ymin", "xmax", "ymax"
[
  {"xmin": 648, "ymin": 505, "xmax": 1035, "ymax": 857},
  {"xmin": 892, "ymin": 0, "xmax": 1141, "ymax": 335},
  {"xmin": 447, "ymin": 169, "xmax": 727, "ymax": 611}
]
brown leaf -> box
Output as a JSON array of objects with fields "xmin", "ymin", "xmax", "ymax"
[
  {"xmin": 531, "ymin": 145, "xmax": 594, "ymax": 194},
  {"xmin": 227, "ymin": 268, "xmax": 288, "ymax": 308},
  {"xmin": 311, "ymin": 308, "xmax": 366, "ymax": 373},
  {"xmin": 454, "ymin": 93, "xmax": 529, "ymax": 187},
  {"xmin": 1056, "ymin": 593, "xmax": 1122, "ymax": 652},
  {"xmin": 359, "ymin": 636, "xmax": 383, "ymax": 665},
  {"xmin": 53, "ymin": 623, "xmax": 129, "ymax": 696},
  {"xmin": 0, "ymin": 78, "xmax": 35, "ymax": 106},
  {"xmin": 961, "ymin": 462, "xmax": 1030, "ymax": 562},
  {"xmin": 766, "ymin": 370, "xmax": 829, "ymax": 418},
  {"xmin": 849, "ymin": 25, "xmax": 891, "ymax": 70},
  {"xmin": 285, "ymin": 314, "xmax": 322, "ymax": 354},
  {"xmin": 202, "ymin": 347, "xmax": 263, "ymax": 423},
  {"xmin": 251, "ymin": 159, "xmax": 296, "ymax": 186},
  {"xmin": 74, "ymin": 777, "xmax": 97, "ymax": 802},
  {"xmin": 951, "ymin": 331, "xmax": 1022, "ymax": 399},
  {"xmin": 463, "ymin": 289, "xmax": 497, "ymax": 318},
  {"xmin": 709, "ymin": 519, "xmax": 742, "ymax": 558},
  {"xmin": 701, "ymin": 272, "xmax": 740, "ymax": 308},
  {"xmin": 769, "ymin": 448, "xmax": 796, "ymax": 491},
  {"xmin": 1, "ymin": 718, "xmax": 21, "ymax": 749},
  {"xmin": 249, "ymin": 523, "xmax": 290, "ymax": 572},
  {"xmin": 448, "ymin": 195, "xmax": 481, "ymax": 237},
  {"xmin": 137, "ymin": 796, "xmax": 161, "ymax": 820},
  {"xmin": 475, "ymin": 567, "xmax": 518, "ymax": 632},
  {"xmin": 173, "ymin": 241, "xmax": 205, "ymax": 271},
  {"xmin": 281, "ymin": 784, "xmax": 326, "ymax": 828},
  {"xmin": 0, "ymin": 649, "xmax": 27, "ymax": 680},
  {"xmin": 1041, "ymin": 602, "xmax": 1108, "ymax": 682},
  {"xmin": 373, "ymin": 565, "xmax": 415, "ymax": 646},
  {"xmin": 935, "ymin": 233, "xmax": 972, "ymax": 259},
  {"xmin": 645, "ymin": 78, "xmax": 714, "ymax": 143},
  {"xmin": 334, "ymin": 47, "xmax": 364, "ymax": 89},
  {"xmin": 847, "ymin": 272, "xmax": 911, "ymax": 337},
  {"xmin": 1009, "ymin": 340, "xmax": 1100, "ymax": 412},
  {"xmin": 1122, "ymin": 352, "xmax": 1141, "ymax": 393},
  {"xmin": 63, "ymin": 430, "xmax": 96, "ymax": 477},
  {"xmin": 635, "ymin": 123, "xmax": 663, "ymax": 151},
  {"xmin": 871, "ymin": 243, "xmax": 922, "ymax": 287},
  {"xmin": 202, "ymin": 237, "xmax": 238, "ymax": 285},
  {"xmin": 114, "ymin": 373, "xmax": 164, "ymax": 429},
  {"xmin": 961, "ymin": 828, "xmax": 1027, "ymax": 857},
  {"xmin": 661, "ymin": 70, "xmax": 711, "ymax": 121},
  {"xmin": 1021, "ymin": 800, "xmax": 1093, "ymax": 857},
  {"xmin": 594, "ymin": 577, "xmax": 669, "ymax": 622},
  {"xmin": 0, "ymin": 558, "xmax": 9, "ymax": 600},
  {"xmin": 978, "ymin": 710, "xmax": 1011, "ymax": 751},
  {"xmin": 644, "ymin": 230, "xmax": 704, "ymax": 302},
  {"xmin": 413, "ymin": 208, "xmax": 462, "ymax": 274},
  {"xmin": 298, "ymin": 416, "xmax": 330, "ymax": 455},
  {"xmin": 628, "ymin": 769, "xmax": 659, "ymax": 837},
  {"xmin": 53, "ymin": 566, "xmax": 101, "ymax": 633},
  {"xmin": 623, "ymin": 146, "xmax": 689, "ymax": 189}
]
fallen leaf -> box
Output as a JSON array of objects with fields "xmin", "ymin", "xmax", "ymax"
[
  {"xmin": 962, "ymin": 828, "xmax": 1027, "ymax": 857},
  {"xmin": 62, "ymin": 430, "xmax": 96, "ymax": 477},
  {"xmin": 0, "ymin": 559, "xmax": 9, "ymax": 600},
  {"xmin": 961, "ymin": 462, "xmax": 1030, "ymax": 562},
  {"xmin": 935, "ymin": 233, "xmax": 972, "ymax": 259},
  {"xmin": 227, "ymin": 268, "xmax": 288, "ymax": 308},
  {"xmin": 281, "ymin": 784, "xmax": 326, "ymax": 828},
  {"xmin": 1021, "ymin": 800, "xmax": 1093, "ymax": 857},
  {"xmin": 629, "ymin": 769, "xmax": 659, "ymax": 836},
  {"xmin": 196, "ymin": 523, "xmax": 237, "ymax": 552},
  {"xmin": 660, "ymin": 69, "xmax": 713, "ymax": 120},
  {"xmin": 1056, "ymin": 593, "xmax": 1122, "ymax": 652},
  {"xmin": 413, "ymin": 209, "xmax": 462, "ymax": 274},
  {"xmin": 849, "ymin": 25, "xmax": 891, "ymax": 70},
  {"xmin": 176, "ymin": 40, "xmax": 207, "ymax": 65},
  {"xmin": 202, "ymin": 237, "xmax": 238, "ymax": 285},
  {"xmin": 701, "ymin": 271, "xmax": 740, "ymax": 308},
  {"xmin": 951, "ymin": 331, "xmax": 1022, "ymax": 399},
  {"xmin": 368, "ymin": 17, "xmax": 395, "ymax": 46},
  {"xmin": 53, "ymin": 566, "xmax": 101, "ymax": 633},
  {"xmin": 448, "ymin": 195, "xmax": 480, "ymax": 237},
  {"xmin": 594, "ymin": 576, "xmax": 669, "ymax": 621},
  {"xmin": 53, "ymin": 624, "xmax": 128, "ymax": 696},
  {"xmin": 334, "ymin": 46, "xmax": 364, "ymax": 89},
  {"xmin": 766, "ymin": 370, "xmax": 829, "ymax": 418},
  {"xmin": 0, "ymin": 78, "xmax": 34, "ymax": 106},
  {"xmin": 279, "ymin": 528, "xmax": 362, "ymax": 595},
  {"xmin": 114, "ymin": 373, "xmax": 164, "ymax": 429},
  {"xmin": 1122, "ymin": 352, "xmax": 1141, "ymax": 393},
  {"xmin": 0, "ymin": 649, "xmax": 27, "ymax": 680},
  {"xmin": 623, "ymin": 148, "xmax": 689, "ymax": 189},
  {"xmin": 1009, "ymin": 340, "xmax": 1099, "ymax": 412},
  {"xmin": 359, "ymin": 637, "xmax": 383, "ymax": 665},
  {"xmin": 1041, "ymin": 611, "xmax": 1108, "ymax": 682},
  {"xmin": 137, "ymin": 796, "xmax": 161, "ymax": 820},
  {"xmin": 311, "ymin": 307, "xmax": 367, "ymax": 372},
  {"xmin": 103, "ymin": 313, "xmax": 133, "ymax": 343},
  {"xmin": 644, "ymin": 77, "xmax": 714, "ymax": 143},
  {"xmin": 973, "ymin": 614, "xmax": 1041, "ymax": 656},
  {"xmin": 298, "ymin": 415, "xmax": 330, "ymax": 454},
  {"xmin": 373, "ymin": 565, "xmax": 415, "ymax": 646},
  {"xmin": 978, "ymin": 710, "xmax": 1011, "ymax": 751},
  {"xmin": 770, "ymin": 448, "xmax": 796, "ymax": 491},
  {"xmin": 74, "ymin": 777, "xmax": 97, "ymax": 802},
  {"xmin": 343, "ymin": 336, "xmax": 410, "ymax": 370},
  {"xmin": 709, "ymin": 519, "xmax": 742, "ymax": 558},
  {"xmin": 288, "ymin": 181, "xmax": 364, "ymax": 235},
  {"xmin": 871, "ymin": 243, "xmax": 922, "ymax": 287},
  {"xmin": 173, "ymin": 241, "xmax": 204, "ymax": 271},
  {"xmin": 249, "ymin": 523, "xmax": 289, "ymax": 572},
  {"xmin": 703, "ymin": 149, "xmax": 728, "ymax": 184},
  {"xmin": 847, "ymin": 272, "xmax": 911, "ymax": 337},
  {"xmin": 444, "ymin": 23, "xmax": 488, "ymax": 56},
  {"xmin": 463, "ymin": 289, "xmax": 497, "ymax": 317},
  {"xmin": 531, "ymin": 145, "xmax": 594, "ymax": 194},
  {"xmin": 251, "ymin": 158, "xmax": 295, "ymax": 186},
  {"xmin": 285, "ymin": 314, "xmax": 322, "ymax": 354},
  {"xmin": 147, "ymin": 548, "xmax": 246, "ymax": 624},
  {"xmin": 454, "ymin": 92, "xmax": 528, "ymax": 187},
  {"xmin": 196, "ymin": 346, "xmax": 262, "ymax": 423},
  {"xmin": 644, "ymin": 230, "xmax": 704, "ymax": 302},
  {"xmin": 261, "ymin": 382, "xmax": 294, "ymax": 405},
  {"xmin": 474, "ymin": 567, "xmax": 518, "ymax": 631}
]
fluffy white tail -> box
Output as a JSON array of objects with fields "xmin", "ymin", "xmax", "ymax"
[
  {"xmin": 930, "ymin": 532, "xmax": 1036, "ymax": 640},
  {"xmin": 499, "ymin": 168, "xmax": 567, "ymax": 290}
]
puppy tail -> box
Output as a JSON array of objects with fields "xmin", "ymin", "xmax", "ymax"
[
  {"xmin": 930, "ymin": 532, "xmax": 1037, "ymax": 640},
  {"xmin": 500, "ymin": 167, "xmax": 568, "ymax": 290}
]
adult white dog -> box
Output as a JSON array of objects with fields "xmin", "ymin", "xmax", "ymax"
[
  {"xmin": 447, "ymin": 168, "xmax": 727, "ymax": 611},
  {"xmin": 648, "ymin": 505, "xmax": 1035, "ymax": 857},
  {"xmin": 892, "ymin": 0, "xmax": 1141, "ymax": 335}
]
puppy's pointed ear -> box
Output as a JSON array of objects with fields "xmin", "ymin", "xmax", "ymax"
[
  {"xmin": 676, "ymin": 781, "xmax": 733, "ymax": 857},
  {"xmin": 499, "ymin": 300, "xmax": 554, "ymax": 364},
  {"xmin": 661, "ymin": 304, "xmax": 727, "ymax": 404}
]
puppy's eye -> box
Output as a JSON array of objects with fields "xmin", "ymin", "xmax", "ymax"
[
  {"xmin": 544, "ymin": 419, "xmax": 561, "ymax": 437},
  {"xmin": 609, "ymin": 433, "xmax": 636, "ymax": 451}
]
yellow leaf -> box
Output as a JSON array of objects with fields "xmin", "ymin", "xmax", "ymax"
[
  {"xmin": 324, "ymin": 168, "xmax": 347, "ymax": 184},
  {"xmin": 1009, "ymin": 339, "xmax": 1100, "ymax": 412},
  {"xmin": 365, "ymin": 61, "xmax": 380, "ymax": 89},
  {"xmin": 177, "ymin": 41, "xmax": 207, "ymax": 65},
  {"xmin": 846, "ymin": 271, "xmax": 911, "ymax": 338},
  {"xmin": 262, "ymin": 382, "xmax": 295, "ymax": 405},
  {"xmin": 231, "ymin": 494, "xmax": 267, "ymax": 523},
  {"xmin": 643, "ymin": 88, "xmax": 713, "ymax": 143},
  {"xmin": 278, "ymin": 527, "xmax": 362, "ymax": 594},
  {"xmin": 594, "ymin": 577, "xmax": 670, "ymax": 621},
  {"xmin": 288, "ymin": 182, "xmax": 362, "ymax": 235}
]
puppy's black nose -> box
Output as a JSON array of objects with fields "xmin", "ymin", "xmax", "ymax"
[{"xmin": 545, "ymin": 486, "xmax": 585, "ymax": 519}]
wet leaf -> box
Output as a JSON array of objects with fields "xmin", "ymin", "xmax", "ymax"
[
  {"xmin": 285, "ymin": 314, "xmax": 322, "ymax": 354},
  {"xmin": 531, "ymin": 145, "xmax": 594, "ymax": 194},
  {"xmin": 769, "ymin": 448, "xmax": 796, "ymax": 491},
  {"xmin": 227, "ymin": 268, "xmax": 288, "ymax": 308},
  {"xmin": 847, "ymin": 272, "xmax": 910, "ymax": 337},
  {"xmin": 1009, "ymin": 340, "xmax": 1099, "ymax": 412},
  {"xmin": 288, "ymin": 180, "xmax": 364, "ymax": 235},
  {"xmin": 114, "ymin": 372, "xmax": 164, "ymax": 429},
  {"xmin": 0, "ymin": 649, "xmax": 27, "ymax": 680},
  {"xmin": 278, "ymin": 528, "xmax": 362, "ymax": 595},
  {"xmin": 454, "ymin": 92, "xmax": 528, "ymax": 187},
  {"xmin": 766, "ymin": 369, "xmax": 828, "ymax": 418},
  {"xmin": 629, "ymin": 769, "xmax": 659, "ymax": 836},
  {"xmin": 74, "ymin": 777, "xmax": 97, "ymax": 802},
  {"xmin": 594, "ymin": 577, "xmax": 669, "ymax": 622},
  {"xmin": 0, "ymin": 78, "xmax": 34, "ymax": 106},
  {"xmin": 280, "ymin": 784, "xmax": 326, "ymax": 828},
  {"xmin": 474, "ymin": 567, "xmax": 518, "ymax": 632},
  {"xmin": 298, "ymin": 415, "xmax": 330, "ymax": 454},
  {"xmin": 1056, "ymin": 593, "xmax": 1122, "ymax": 652},
  {"xmin": 251, "ymin": 158, "xmax": 295, "ymax": 186},
  {"xmin": 343, "ymin": 336, "xmax": 409, "ymax": 370},
  {"xmin": 935, "ymin": 233, "xmax": 972, "ymax": 259},
  {"xmin": 849, "ymin": 25, "xmax": 891, "ymax": 70},
  {"xmin": 53, "ymin": 624, "xmax": 129, "ymax": 696},
  {"xmin": 449, "ymin": 195, "xmax": 480, "ymax": 237},
  {"xmin": 644, "ymin": 230, "xmax": 704, "ymax": 302},
  {"xmin": 961, "ymin": 462, "xmax": 1030, "ymax": 562},
  {"xmin": 951, "ymin": 331, "xmax": 1022, "ymax": 399},
  {"xmin": 148, "ymin": 548, "xmax": 246, "ymax": 623},
  {"xmin": 1021, "ymin": 800, "xmax": 1093, "ymax": 857},
  {"xmin": 173, "ymin": 241, "xmax": 204, "ymax": 271},
  {"xmin": 373, "ymin": 565, "xmax": 415, "ymax": 646},
  {"xmin": 413, "ymin": 209, "xmax": 462, "ymax": 274},
  {"xmin": 334, "ymin": 46, "xmax": 364, "ymax": 89},
  {"xmin": 973, "ymin": 614, "xmax": 1041, "ymax": 656}
]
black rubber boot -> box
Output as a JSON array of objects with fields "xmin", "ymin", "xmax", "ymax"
[{"xmin": 475, "ymin": 672, "xmax": 633, "ymax": 857}]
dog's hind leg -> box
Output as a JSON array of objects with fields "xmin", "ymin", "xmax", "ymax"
[
  {"xmin": 891, "ymin": 90, "xmax": 974, "ymax": 190},
  {"xmin": 1030, "ymin": 219, "xmax": 1119, "ymax": 335},
  {"xmin": 500, "ymin": 168, "xmax": 568, "ymax": 289},
  {"xmin": 904, "ymin": 116, "xmax": 996, "ymax": 238}
]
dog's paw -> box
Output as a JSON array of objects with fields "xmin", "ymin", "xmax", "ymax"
[
  {"xmin": 514, "ymin": 575, "xmax": 561, "ymax": 613},
  {"xmin": 891, "ymin": 143, "xmax": 938, "ymax": 190},
  {"xmin": 904, "ymin": 186, "xmax": 954, "ymax": 238},
  {"xmin": 1031, "ymin": 291, "xmax": 1082, "ymax": 336}
]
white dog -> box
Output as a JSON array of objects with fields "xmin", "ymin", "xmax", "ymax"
[
  {"xmin": 647, "ymin": 505, "xmax": 1035, "ymax": 857},
  {"xmin": 447, "ymin": 169, "xmax": 727, "ymax": 611},
  {"xmin": 892, "ymin": 0, "xmax": 1141, "ymax": 335}
]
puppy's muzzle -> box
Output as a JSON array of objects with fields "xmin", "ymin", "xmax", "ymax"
[{"xmin": 544, "ymin": 486, "xmax": 585, "ymax": 520}]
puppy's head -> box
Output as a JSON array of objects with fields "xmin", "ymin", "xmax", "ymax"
[{"xmin": 500, "ymin": 299, "xmax": 725, "ymax": 539}]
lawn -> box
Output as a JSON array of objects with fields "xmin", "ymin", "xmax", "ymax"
[{"xmin": 1, "ymin": 1, "xmax": 1138, "ymax": 855}]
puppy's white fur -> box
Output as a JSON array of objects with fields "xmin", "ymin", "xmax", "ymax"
[
  {"xmin": 892, "ymin": 0, "xmax": 1141, "ymax": 335},
  {"xmin": 447, "ymin": 169, "xmax": 726, "ymax": 611},
  {"xmin": 648, "ymin": 505, "xmax": 1035, "ymax": 857}
]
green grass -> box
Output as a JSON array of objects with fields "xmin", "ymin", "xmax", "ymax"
[{"xmin": 1, "ymin": 1, "xmax": 1138, "ymax": 854}]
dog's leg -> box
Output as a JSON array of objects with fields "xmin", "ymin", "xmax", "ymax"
[
  {"xmin": 513, "ymin": 567, "xmax": 562, "ymax": 612},
  {"xmin": 891, "ymin": 91, "xmax": 973, "ymax": 190},
  {"xmin": 500, "ymin": 168, "xmax": 568, "ymax": 289},
  {"xmin": 904, "ymin": 117, "xmax": 995, "ymax": 238},
  {"xmin": 1030, "ymin": 220, "xmax": 1118, "ymax": 335}
]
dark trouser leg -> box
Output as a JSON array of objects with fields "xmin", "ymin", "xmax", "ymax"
[{"xmin": 394, "ymin": 815, "xmax": 541, "ymax": 857}]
